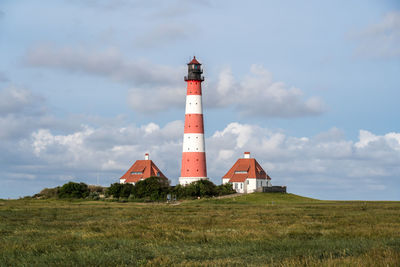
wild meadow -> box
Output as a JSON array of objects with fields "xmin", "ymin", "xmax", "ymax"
[{"xmin": 0, "ymin": 193, "xmax": 399, "ymax": 266}]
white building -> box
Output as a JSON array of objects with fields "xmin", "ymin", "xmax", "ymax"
[{"xmin": 222, "ymin": 152, "xmax": 272, "ymax": 193}]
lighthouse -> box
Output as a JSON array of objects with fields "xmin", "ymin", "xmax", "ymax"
[{"xmin": 179, "ymin": 57, "xmax": 208, "ymax": 185}]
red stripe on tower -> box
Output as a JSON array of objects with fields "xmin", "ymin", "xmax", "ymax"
[
  {"xmin": 179, "ymin": 57, "xmax": 208, "ymax": 185},
  {"xmin": 184, "ymin": 114, "xmax": 204, "ymax": 134}
]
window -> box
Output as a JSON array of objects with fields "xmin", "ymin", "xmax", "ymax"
[
  {"xmin": 235, "ymin": 183, "xmax": 238, "ymax": 189},
  {"xmin": 235, "ymin": 171, "xmax": 247, "ymax": 174},
  {"xmin": 240, "ymin": 183, "xmax": 243, "ymax": 189},
  {"xmin": 247, "ymin": 180, "xmax": 249, "ymax": 185},
  {"xmin": 157, "ymin": 172, "xmax": 161, "ymax": 177},
  {"xmin": 130, "ymin": 171, "xmax": 143, "ymax": 175}
]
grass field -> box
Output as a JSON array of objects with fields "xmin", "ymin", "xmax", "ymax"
[{"xmin": 1, "ymin": 193, "xmax": 399, "ymax": 266}]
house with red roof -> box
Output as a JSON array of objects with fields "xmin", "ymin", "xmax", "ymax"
[
  {"xmin": 119, "ymin": 153, "xmax": 167, "ymax": 184},
  {"xmin": 222, "ymin": 152, "xmax": 272, "ymax": 193}
]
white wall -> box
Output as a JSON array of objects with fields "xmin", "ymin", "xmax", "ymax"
[
  {"xmin": 222, "ymin": 178, "xmax": 230, "ymax": 184},
  {"xmin": 241, "ymin": 179, "xmax": 268, "ymax": 193},
  {"xmin": 232, "ymin": 182, "xmax": 245, "ymax": 193},
  {"xmin": 247, "ymin": 178, "xmax": 257, "ymax": 193},
  {"xmin": 223, "ymin": 178, "xmax": 270, "ymax": 193}
]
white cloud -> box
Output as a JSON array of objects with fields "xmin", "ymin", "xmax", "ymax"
[
  {"xmin": 356, "ymin": 130, "xmax": 400, "ymax": 150},
  {"xmin": 128, "ymin": 64, "xmax": 325, "ymax": 117},
  {"xmin": 0, "ymin": 86, "xmax": 44, "ymax": 116},
  {"xmin": 205, "ymin": 65, "xmax": 325, "ymax": 117},
  {"xmin": 142, "ymin": 122, "xmax": 160, "ymax": 135},
  {"xmin": 212, "ymin": 122, "xmax": 256, "ymax": 149},
  {"xmin": 206, "ymin": 123, "xmax": 400, "ymax": 200},
  {"xmin": 24, "ymin": 44, "xmax": 324, "ymax": 118},
  {"xmin": 0, "ymin": 86, "xmax": 54, "ymax": 140},
  {"xmin": 29, "ymin": 121, "xmax": 399, "ymax": 185},
  {"xmin": 32, "ymin": 127, "xmax": 94, "ymax": 156},
  {"xmin": 217, "ymin": 149, "xmax": 234, "ymax": 161},
  {"xmin": 29, "ymin": 121, "xmax": 183, "ymax": 174},
  {"xmin": 2, "ymin": 117, "xmax": 400, "ymax": 199},
  {"xmin": 25, "ymin": 44, "xmax": 183, "ymax": 86},
  {"xmin": 354, "ymin": 11, "xmax": 400, "ymax": 59}
]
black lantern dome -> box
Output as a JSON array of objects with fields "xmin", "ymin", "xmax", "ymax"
[{"xmin": 184, "ymin": 56, "xmax": 204, "ymax": 81}]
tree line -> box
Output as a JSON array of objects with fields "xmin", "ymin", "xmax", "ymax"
[{"xmin": 33, "ymin": 177, "xmax": 235, "ymax": 201}]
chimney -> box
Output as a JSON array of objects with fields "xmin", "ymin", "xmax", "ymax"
[
  {"xmin": 145, "ymin": 153, "xmax": 149, "ymax": 160},
  {"xmin": 244, "ymin": 152, "xmax": 250, "ymax": 159}
]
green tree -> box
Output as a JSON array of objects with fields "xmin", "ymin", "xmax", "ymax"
[
  {"xmin": 172, "ymin": 184, "xmax": 187, "ymax": 198},
  {"xmin": 132, "ymin": 177, "xmax": 170, "ymax": 201},
  {"xmin": 187, "ymin": 179, "xmax": 217, "ymax": 197},
  {"xmin": 107, "ymin": 183, "xmax": 134, "ymax": 199},
  {"xmin": 58, "ymin": 182, "xmax": 90, "ymax": 199},
  {"xmin": 174, "ymin": 180, "xmax": 221, "ymax": 199},
  {"xmin": 120, "ymin": 183, "xmax": 134, "ymax": 198},
  {"xmin": 216, "ymin": 183, "xmax": 236, "ymax": 196}
]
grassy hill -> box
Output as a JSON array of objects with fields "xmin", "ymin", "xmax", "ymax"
[
  {"xmin": 1, "ymin": 193, "xmax": 399, "ymax": 266},
  {"xmin": 198, "ymin": 192, "xmax": 319, "ymax": 204}
]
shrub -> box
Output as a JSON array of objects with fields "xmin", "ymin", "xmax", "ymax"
[
  {"xmin": 188, "ymin": 179, "xmax": 217, "ymax": 197},
  {"xmin": 128, "ymin": 194, "xmax": 136, "ymax": 202},
  {"xmin": 216, "ymin": 183, "xmax": 236, "ymax": 196},
  {"xmin": 120, "ymin": 183, "xmax": 134, "ymax": 198},
  {"xmin": 132, "ymin": 177, "xmax": 170, "ymax": 201},
  {"xmin": 173, "ymin": 180, "xmax": 227, "ymax": 199},
  {"xmin": 88, "ymin": 185, "xmax": 106, "ymax": 193},
  {"xmin": 172, "ymin": 184, "xmax": 186, "ymax": 198},
  {"xmin": 35, "ymin": 187, "xmax": 60, "ymax": 199},
  {"xmin": 88, "ymin": 191, "xmax": 100, "ymax": 200},
  {"xmin": 107, "ymin": 183, "xmax": 134, "ymax": 198},
  {"xmin": 107, "ymin": 183, "xmax": 122, "ymax": 198},
  {"xmin": 58, "ymin": 182, "xmax": 90, "ymax": 199}
]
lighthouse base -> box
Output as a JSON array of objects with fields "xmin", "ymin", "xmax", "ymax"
[{"xmin": 179, "ymin": 177, "xmax": 208, "ymax": 186}]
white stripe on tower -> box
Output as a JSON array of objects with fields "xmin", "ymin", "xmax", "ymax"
[
  {"xmin": 185, "ymin": 95, "xmax": 203, "ymax": 114},
  {"xmin": 182, "ymin": 133, "xmax": 205, "ymax": 152}
]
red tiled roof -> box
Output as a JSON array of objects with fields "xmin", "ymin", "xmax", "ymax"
[
  {"xmin": 120, "ymin": 159, "xmax": 166, "ymax": 183},
  {"xmin": 228, "ymin": 174, "xmax": 248, "ymax": 183},
  {"xmin": 132, "ymin": 164, "xmax": 145, "ymax": 172},
  {"xmin": 236, "ymin": 164, "xmax": 249, "ymax": 172},
  {"xmin": 222, "ymin": 158, "xmax": 269, "ymax": 183},
  {"xmin": 189, "ymin": 56, "xmax": 200, "ymax": 65}
]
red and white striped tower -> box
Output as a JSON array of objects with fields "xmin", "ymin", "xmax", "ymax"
[{"xmin": 179, "ymin": 57, "xmax": 208, "ymax": 185}]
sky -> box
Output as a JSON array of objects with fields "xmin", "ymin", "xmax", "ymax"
[{"xmin": 0, "ymin": 0, "xmax": 399, "ymax": 200}]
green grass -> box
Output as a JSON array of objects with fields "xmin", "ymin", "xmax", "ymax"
[
  {"xmin": 1, "ymin": 193, "xmax": 399, "ymax": 266},
  {"xmin": 199, "ymin": 192, "xmax": 319, "ymax": 204}
]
